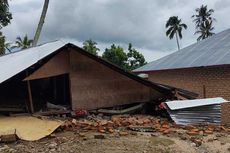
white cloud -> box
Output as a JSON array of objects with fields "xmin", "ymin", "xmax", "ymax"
[{"xmin": 2, "ymin": 0, "xmax": 230, "ymax": 61}]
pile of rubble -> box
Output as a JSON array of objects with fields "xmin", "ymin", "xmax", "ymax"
[{"xmin": 61, "ymin": 114, "xmax": 230, "ymax": 146}]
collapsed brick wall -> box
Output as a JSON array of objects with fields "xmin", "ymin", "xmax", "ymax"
[
  {"xmin": 69, "ymin": 49, "xmax": 163, "ymax": 110},
  {"xmin": 142, "ymin": 66, "xmax": 230, "ymax": 125}
]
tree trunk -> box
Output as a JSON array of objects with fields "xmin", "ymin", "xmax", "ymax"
[
  {"xmin": 32, "ymin": 0, "xmax": 49, "ymax": 47},
  {"xmin": 175, "ymin": 32, "xmax": 180, "ymax": 50}
]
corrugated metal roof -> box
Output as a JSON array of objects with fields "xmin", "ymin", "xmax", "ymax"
[
  {"xmin": 165, "ymin": 97, "xmax": 228, "ymax": 110},
  {"xmin": 167, "ymin": 105, "xmax": 222, "ymax": 125},
  {"xmin": 165, "ymin": 97, "xmax": 229, "ymax": 125},
  {"xmin": 0, "ymin": 40, "xmax": 65, "ymax": 83},
  {"xmin": 134, "ymin": 28, "xmax": 230, "ymax": 72}
]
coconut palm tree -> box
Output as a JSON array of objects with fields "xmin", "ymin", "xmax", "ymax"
[
  {"xmin": 4, "ymin": 42, "xmax": 11, "ymax": 52},
  {"xmin": 195, "ymin": 20, "xmax": 214, "ymax": 41},
  {"xmin": 192, "ymin": 5, "xmax": 215, "ymax": 29},
  {"xmin": 166, "ymin": 16, "xmax": 187, "ymax": 50},
  {"xmin": 32, "ymin": 0, "xmax": 49, "ymax": 47},
  {"xmin": 12, "ymin": 35, "xmax": 33, "ymax": 49}
]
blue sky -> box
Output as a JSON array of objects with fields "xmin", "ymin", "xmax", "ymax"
[{"xmin": 2, "ymin": 0, "xmax": 230, "ymax": 61}]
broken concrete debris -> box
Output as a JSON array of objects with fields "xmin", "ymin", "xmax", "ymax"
[
  {"xmin": 95, "ymin": 103, "xmax": 145, "ymax": 115},
  {"xmin": 46, "ymin": 102, "xmax": 67, "ymax": 111},
  {"xmin": 128, "ymin": 126, "xmax": 156, "ymax": 132}
]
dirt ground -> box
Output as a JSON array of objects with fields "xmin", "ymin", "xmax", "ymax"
[
  {"xmin": 1, "ymin": 129, "xmax": 230, "ymax": 153},
  {"xmin": 1, "ymin": 114, "xmax": 230, "ymax": 153}
]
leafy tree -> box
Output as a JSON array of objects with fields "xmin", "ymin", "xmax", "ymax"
[
  {"xmin": 127, "ymin": 43, "xmax": 147, "ymax": 70},
  {"xmin": 192, "ymin": 5, "xmax": 215, "ymax": 29},
  {"xmin": 166, "ymin": 16, "xmax": 187, "ymax": 50},
  {"xmin": 12, "ymin": 35, "xmax": 33, "ymax": 49},
  {"xmin": 195, "ymin": 20, "xmax": 214, "ymax": 41},
  {"xmin": 83, "ymin": 39, "xmax": 100, "ymax": 55},
  {"xmin": 0, "ymin": 0, "xmax": 12, "ymax": 55},
  {"xmin": 102, "ymin": 43, "xmax": 147, "ymax": 71},
  {"xmin": 0, "ymin": 0, "xmax": 12, "ymax": 29},
  {"xmin": 102, "ymin": 44, "xmax": 128, "ymax": 70}
]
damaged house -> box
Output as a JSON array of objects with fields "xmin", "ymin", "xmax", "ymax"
[
  {"xmin": 134, "ymin": 29, "xmax": 230, "ymax": 124},
  {"xmin": 0, "ymin": 40, "xmax": 195, "ymax": 114}
]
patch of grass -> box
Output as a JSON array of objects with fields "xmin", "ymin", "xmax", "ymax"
[{"xmin": 149, "ymin": 137, "xmax": 175, "ymax": 146}]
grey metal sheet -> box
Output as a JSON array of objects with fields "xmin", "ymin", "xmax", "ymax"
[
  {"xmin": 134, "ymin": 29, "xmax": 230, "ymax": 72},
  {"xmin": 167, "ymin": 105, "xmax": 221, "ymax": 125},
  {"xmin": 165, "ymin": 97, "xmax": 228, "ymax": 110}
]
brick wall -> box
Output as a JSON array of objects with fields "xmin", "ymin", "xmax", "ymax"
[{"xmin": 143, "ymin": 66, "xmax": 230, "ymax": 125}]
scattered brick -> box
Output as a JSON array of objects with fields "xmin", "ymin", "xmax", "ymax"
[
  {"xmin": 94, "ymin": 134, "xmax": 106, "ymax": 139},
  {"xmin": 119, "ymin": 131, "xmax": 129, "ymax": 136}
]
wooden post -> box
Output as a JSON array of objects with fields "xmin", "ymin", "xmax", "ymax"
[
  {"xmin": 203, "ymin": 85, "xmax": 206, "ymax": 98},
  {"xmin": 26, "ymin": 71, "xmax": 34, "ymax": 113}
]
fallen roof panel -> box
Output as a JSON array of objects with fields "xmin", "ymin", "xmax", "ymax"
[
  {"xmin": 165, "ymin": 97, "xmax": 228, "ymax": 110},
  {"xmin": 167, "ymin": 105, "xmax": 222, "ymax": 125}
]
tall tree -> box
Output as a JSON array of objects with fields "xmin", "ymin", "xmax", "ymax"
[
  {"xmin": 102, "ymin": 44, "xmax": 128, "ymax": 70},
  {"xmin": 0, "ymin": 0, "xmax": 12, "ymax": 29},
  {"xmin": 82, "ymin": 39, "xmax": 100, "ymax": 55},
  {"xmin": 0, "ymin": 0, "xmax": 12, "ymax": 55},
  {"xmin": 32, "ymin": 0, "xmax": 49, "ymax": 47},
  {"xmin": 0, "ymin": 32, "xmax": 5, "ymax": 55},
  {"xmin": 12, "ymin": 35, "xmax": 33, "ymax": 49},
  {"xmin": 192, "ymin": 5, "xmax": 215, "ymax": 29},
  {"xmin": 127, "ymin": 43, "xmax": 147, "ymax": 70},
  {"xmin": 166, "ymin": 16, "xmax": 187, "ymax": 50},
  {"xmin": 195, "ymin": 20, "xmax": 214, "ymax": 41}
]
